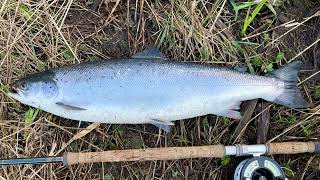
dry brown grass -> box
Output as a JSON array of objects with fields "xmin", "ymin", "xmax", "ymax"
[{"xmin": 0, "ymin": 0, "xmax": 319, "ymax": 179}]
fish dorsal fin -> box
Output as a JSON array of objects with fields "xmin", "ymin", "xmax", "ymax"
[{"xmin": 132, "ymin": 47, "xmax": 167, "ymax": 60}]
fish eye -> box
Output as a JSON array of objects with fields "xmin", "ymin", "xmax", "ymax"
[{"xmin": 20, "ymin": 82, "xmax": 27, "ymax": 90}]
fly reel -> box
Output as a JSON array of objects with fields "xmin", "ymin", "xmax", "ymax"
[{"xmin": 234, "ymin": 156, "xmax": 287, "ymax": 180}]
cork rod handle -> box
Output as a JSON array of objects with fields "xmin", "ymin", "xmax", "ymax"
[
  {"xmin": 268, "ymin": 141, "xmax": 318, "ymax": 155},
  {"xmin": 64, "ymin": 145, "xmax": 225, "ymax": 165}
]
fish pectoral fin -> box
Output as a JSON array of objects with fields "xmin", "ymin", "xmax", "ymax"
[
  {"xmin": 149, "ymin": 119, "xmax": 174, "ymax": 133},
  {"xmin": 132, "ymin": 47, "xmax": 167, "ymax": 60},
  {"xmin": 56, "ymin": 102, "xmax": 86, "ymax": 111}
]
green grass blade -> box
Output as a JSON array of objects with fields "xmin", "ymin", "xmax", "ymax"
[
  {"xmin": 243, "ymin": 0, "xmax": 268, "ymax": 34},
  {"xmin": 266, "ymin": 3, "xmax": 277, "ymax": 15},
  {"xmin": 242, "ymin": 5, "xmax": 251, "ymax": 34},
  {"xmin": 230, "ymin": 0, "xmax": 255, "ymax": 20},
  {"xmin": 18, "ymin": 4, "xmax": 33, "ymax": 20}
]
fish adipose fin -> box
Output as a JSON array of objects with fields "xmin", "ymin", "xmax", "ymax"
[
  {"xmin": 150, "ymin": 119, "xmax": 174, "ymax": 133},
  {"xmin": 132, "ymin": 47, "xmax": 167, "ymax": 60},
  {"xmin": 268, "ymin": 61, "xmax": 310, "ymax": 108},
  {"xmin": 56, "ymin": 102, "xmax": 86, "ymax": 111}
]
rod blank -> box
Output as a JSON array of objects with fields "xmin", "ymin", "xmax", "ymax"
[{"xmin": 0, "ymin": 156, "xmax": 63, "ymax": 166}]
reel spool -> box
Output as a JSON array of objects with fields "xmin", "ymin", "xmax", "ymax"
[{"xmin": 234, "ymin": 156, "xmax": 287, "ymax": 180}]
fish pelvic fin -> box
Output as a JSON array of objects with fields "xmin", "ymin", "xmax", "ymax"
[
  {"xmin": 150, "ymin": 119, "xmax": 174, "ymax": 133},
  {"xmin": 267, "ymin": 61, "xmax": 311, "ymax": 108}
]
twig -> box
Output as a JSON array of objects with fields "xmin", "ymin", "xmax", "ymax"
[
  {"xmin": 55, "ymin": 122, "xmax": 101, "ymax": 155},
  {"xmin": 267, "ymin": 11, "xmax": 320, "ymax": 46},
  {"xmin": 289, "ymin": 38, "xmax": 320, "ymax": 63},
  {"xmin": 49, "ymin": 14, "xmax": 80, "ymax": 63},
  {"xmin": 91, "ymin": 0, "xmax": 103, "ymax": 11},
  {"xmin": 268, "ymin": 108, "xmax": 320, "ymax": 142},
  {"xmin": 241, "ymin": 19, "xmax": 295, "ymax": 41},
  {"xmin": 299, "ymin": 155, "xmax": 316, "ymax": 180},
  {"xmin": 209, "ymin": 0, "xmax": 227, "ymax": 32}
]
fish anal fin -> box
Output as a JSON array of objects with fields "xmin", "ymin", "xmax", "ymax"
[
  {"xmin": 56, "ymin": 102, "xmax": 86, "ymax": 111},
  {"xmin": 132, "ymin": 47, "xmax": 167, "ymax": 60},
  {"xmin": 150, "ymin": 119, "xmax": 174, "ymax": 133}
]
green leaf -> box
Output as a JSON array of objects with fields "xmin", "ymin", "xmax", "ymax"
[
  {"xmin": 282, "ymin": 166, "xmax": 295, "ymax": 177},
  {"xmin": 200, "ymin": 48, "xmax": 210, "ymax": 60},
  {"xmin": 301, "ymin": 124, "xmax": 313, "ymax": 136},
  {"xmin": 0, "ymin": 176, "xmax": 6, "ymax": 180},
  {"xmin": 275, "ymin": 52, "xmax": 284, "ymax": 63},
  {"xmin": 24, "ymin": 108, "xmax": 40, "ymax": 127},
  {"xmin": 253, "ymin": 56, "xmax": 263, "ymax": 66},
  {"xmin": 63, "ymin": 50, "xmax": 75, "ymax": 60},
  {"xmin": 223, "ymin": 117, "xmax": 231, "ymax": 126},
  {"xmin": 221, "ymin": 156, "xmax": 231, "ymax": 166},
  {"xmin": 266, "ymin": 63, "xmax": 274, "ymax": 72},
  {"xmin": 18, "ymin": 4, "xmax": 33, "ymax": 20},
  {"xmin": 263, "ymin": 32, "xmax": 270, "ymax": 42}
]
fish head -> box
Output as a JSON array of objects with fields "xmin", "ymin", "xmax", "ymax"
[{"xmin": 8, "ymin": 72, "xmax": 59, "ymax": 107}]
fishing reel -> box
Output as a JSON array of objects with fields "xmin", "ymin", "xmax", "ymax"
[{"xmin": 234, "ymin": 156, "xmax": 287, "ymax": 180}]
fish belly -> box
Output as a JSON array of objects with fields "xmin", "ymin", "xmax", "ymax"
[{"xmin": 49, "ymin": 82, "xmax": 273, "ymax": 124}]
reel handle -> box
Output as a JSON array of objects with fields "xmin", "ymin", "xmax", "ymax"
[{"xmin": 268, "ymin": 141, "xmax": 320, "ymax": 155}]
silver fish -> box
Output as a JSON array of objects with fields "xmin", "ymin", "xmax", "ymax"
[{"xmin": 8, "ymin": 48, "xmax": 310, "ymax": 131}]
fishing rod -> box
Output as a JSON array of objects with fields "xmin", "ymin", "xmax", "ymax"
[{"xmin": 1, "ymin": 141, "xmax": 319, "ymax": 179}]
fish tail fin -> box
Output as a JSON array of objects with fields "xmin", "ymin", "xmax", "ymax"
[{"xmin": 268, "ymin": 61, "xmax": 311, "ymax": 108}]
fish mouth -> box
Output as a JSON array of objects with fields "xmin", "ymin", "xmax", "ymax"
[
  {"xmin": 9, "ymin": 84, "xmax": 18, "ymax": 94},
  {"xmin": 8, "ymin": 84, "xmax": 22, "ymax": 99}
]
